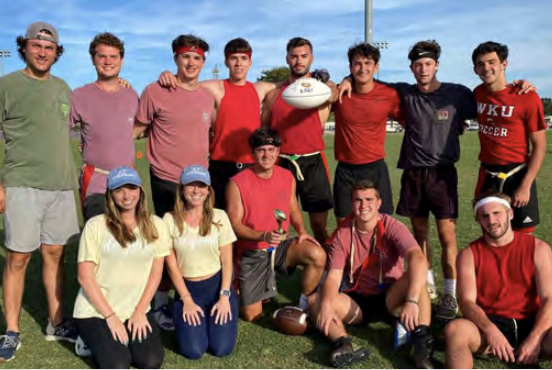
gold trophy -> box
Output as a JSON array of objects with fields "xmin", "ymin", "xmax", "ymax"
[{"xmin": 273, "ymin": 209, "xmax": 287, "ymax": 241}]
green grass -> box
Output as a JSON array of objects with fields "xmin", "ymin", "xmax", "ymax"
[{"xmin": 1, "ymin": 132, "xmax": 552, "ymax": 368}]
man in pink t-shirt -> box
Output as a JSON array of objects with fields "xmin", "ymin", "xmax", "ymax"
[
  {"xmin": 71, "ymin": 32, "xmax": 138, "ymax": 221},
  {"xmin": 132, "ymin": 34, "xmax": 215, "ymax": 331},
  {"xmin": 308, "ymin": 180, "xmax": 433, "ymax": 368}
]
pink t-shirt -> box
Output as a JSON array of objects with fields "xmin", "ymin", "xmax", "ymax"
[
  {"xmin": 136, "ymin": 83, "xmax": 214, "ymax": 183},
  {"xmin": 70, "ymin": 83, "xmax": 138, "ymax": 194},
  {"xmin": 328, "ymin": 213, "xmax": 418, "ymax": 296}
]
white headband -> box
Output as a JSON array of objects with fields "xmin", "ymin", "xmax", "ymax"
[{"xmin": 473, "ymin": 196, "xmax": 511, "ymax": 215}]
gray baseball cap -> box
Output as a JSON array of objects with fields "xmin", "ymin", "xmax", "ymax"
[{"xmin": 25, "ymin": 22, "xmax": 59, "ymax": 44}]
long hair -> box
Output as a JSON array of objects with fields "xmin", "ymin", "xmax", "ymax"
[
  {"xmin": 104, "ymin": 187, "xmax": 159, "ymax": 248},
  {"xmin": 172, "ymin": 185, "xmax": 220, "ymax": 237}
]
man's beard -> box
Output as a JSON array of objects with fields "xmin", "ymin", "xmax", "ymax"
[{"xmin": 483, "ymin": 221, "xmax": 510, "ymax": 240}]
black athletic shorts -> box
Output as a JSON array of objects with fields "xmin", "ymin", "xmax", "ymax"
[
  {"xmin": 209, "ymin": 159, "xmax": 251, "ymax": 210},
  {"xmin": 397, "ymin": 165, "xmax": 458, "ymax": 219},
  {"xmin": 238, "ymin": 238, "xmax": 295, "ymax": 306},
  {"xmin": 150, "ymin": 169, "xmax": 179, "ymax": 218},
  {"xmin": 487, "ymin": 315, "xmax": 535, "ymax": 350},
  {"xmin": 278, "ymin": 153, "xmax": 333, "ymax": 213},
  {"xmin": 475, "ymin": 163, "xmax": 539, "ymax": 229},
  {"xmin": 82, "ymin": 193, "xmax": 106, "ymax": 222},
  {"xmin": 345, "ymin": 291, "xmax": 396, "ymax": 324},
  {"xmin": 333, "ymin": 160, "xmax": 393, "ymax": 219}
]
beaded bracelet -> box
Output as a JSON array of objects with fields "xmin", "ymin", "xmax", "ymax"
[{"xmin": 405, "ymin": 299, "xmax": 418, "ymax": 306}]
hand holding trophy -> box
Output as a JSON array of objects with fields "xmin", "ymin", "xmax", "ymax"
[{"xmin": 273, "ymin": 209, "xmax": 287, "ymax": 242}]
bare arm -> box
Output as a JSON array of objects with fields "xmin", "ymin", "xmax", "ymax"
[
  {"xmin": 527, "ymin": 240, "xmax": 552, "ymax": 342},
  {"xmin": 512, "ymin": 130, "xmax": 546, "ymax": 208},
  {"xmin": 0, "ymin": 178, "xmax": 5, "ymax": 213},
  {"xmin": 404, "ymin": 248, "xmax": 428, "ymax": 301},
  {"xmin": 261, "ymin": 89, "xmax": 279, "ymax": 128},
  {"xmin": 326, "ymin": 80, "xmax": 339, "ymax": 104},
  {"xmin": 219, "ymin": 243, "xmax": 233, "ymax": 291},
  {"xmin": 132, "ymin": 118, "xmax": 149, "ymax": 139},
  {"xmin": 289, "ymin": 178, "xmax": 308, "ymax": 235},
  {"xmin": 254, "ymin": 81, "xmax": 282, "ymax": 103},
  {"xmin": 77, "ymin": 262, "xmax": 117, "ymax": 318},
  {"xmin": 320, "ymin": 268, "xmax": 344, "ymax": 305},
  {"xmin": 134, "ymin": 257, "xmax": 164, "ymax": 314}
]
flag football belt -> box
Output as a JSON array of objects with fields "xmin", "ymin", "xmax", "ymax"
[
  {"xmin": 80, "ymin": 163, "xmax": 110, "ymax": 206},
  {"xmin": 279, "ymin": 152, "xmax": 320, "ymax": 181},
  {"xmin": 484, "ymin": 163, "xmax": 527, "ymax": 193}
]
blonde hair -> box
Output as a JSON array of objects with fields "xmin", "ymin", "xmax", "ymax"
[
  {"xmin": 104, "ymin": 187, "xmax": 159, "ymax": 248},
  {"xmin": 172, "ymin": 185, "xmax": 220, "ymax": 237}
]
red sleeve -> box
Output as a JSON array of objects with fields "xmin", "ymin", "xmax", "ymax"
[
  {"xmin": 135, "ymin": 85, "xmax": 156, "ymax": 125},
  {"xmin": 385, "ymin": 218, "xmax": 419, "ymax": 257},
  {"xmin": 388, "ymin": 88, "xmax": 402, "ymax": 122},
  {"xmin": 328, "ymin": 227, "xmax": 348, "ymax": 270},
  {"xmin": 524, "ymin": 92, "xmax": 547, "ymax": 133}
]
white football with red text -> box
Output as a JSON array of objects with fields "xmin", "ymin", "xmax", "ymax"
[
  {"xmin": 272, "ymin": 306, "xmax": 309, "ymax": 336},
  {"xmin": 282, "ymin": 77, "xmax": 331, "ymax": 109}
]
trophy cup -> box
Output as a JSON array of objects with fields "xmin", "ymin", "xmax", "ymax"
[{"xmin": 273, "ymin": 209, "xmax": 287, "ymax": 241}]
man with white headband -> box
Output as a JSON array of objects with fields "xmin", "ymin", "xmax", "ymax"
[
  {"xmin": 133, "ymin": 34, "xmax": 215, "ymax": 331},
  {"xmin": 444, "ymin": 191, "xmax": 552, "ymax": 368}
]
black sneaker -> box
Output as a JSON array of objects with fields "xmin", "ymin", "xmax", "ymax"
[
  {"xmin": 411, "ymin": 326, "xmax": 434, "ymax": 369},
  {"xmin": 45, "ymin": 320, "xmax": 78, "ymax": 343},
  {"xmin": 330, "ymin": 336, "xmax": 370, "ymax": 368},
  {"xmin": 0, "ymin": 331, "xmax": 21, "ymax": 363}
]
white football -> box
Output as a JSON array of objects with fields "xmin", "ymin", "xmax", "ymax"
[{"xmin": 282, "ymin": 77, "xmax": 331, "ymax": 109}]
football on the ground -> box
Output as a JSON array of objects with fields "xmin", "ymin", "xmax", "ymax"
[
  {"xmin": 273, "ymin": 306, "xmax": 309, "ymax": 336},
  {"xmin": 282, "ymin": 77, "xmax": 331, "ymax": 109}
]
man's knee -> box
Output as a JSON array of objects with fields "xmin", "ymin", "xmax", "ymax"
[
  {"xmin": 303, "ymin": 243, "xmax": 326, "ymax": 267},
  {"xmin": 40, "ymin": 244, "xmax": 65, "ymax": 262},
  {"xmin": 437, "ymin": 220, "xmax": 457, "ymax": 247},
  {"xmin": 444, "ymin": 319, "xmax": 472, "ymax": 347},
  {"xmin": 6, "ymin": 253, "xmax": 32, "ymax": 272},
  {"xmin": 240, "ymin": 303, "xmax": 263, "ymax": 322}
]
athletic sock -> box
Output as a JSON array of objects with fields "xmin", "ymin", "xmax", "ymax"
[
  {"xmin": 153, "ymin": 291, "xmax": 169, "ymax": 310},
  {"xmin": 444, "ymin": 279, "xmax": 457, "ymax": 298},
  {"xmin": 298, "ymin": 293, "xmax": 309, "ymax": 310},
  {"xmin": 426, "ymin": 269, "xmax": 435, "ymax": 286}
]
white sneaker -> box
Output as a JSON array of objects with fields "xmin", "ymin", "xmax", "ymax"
[
  {"xmin": 152, "ymin": 304, "xmax": 174, "ymax": 331},
  {"xmin": 75, "ymin": 336, "xmax": 91, "ymax": 357},
  {"xmin": 427, "ymin": 284, "xmax": 438, "ymax": 300}
]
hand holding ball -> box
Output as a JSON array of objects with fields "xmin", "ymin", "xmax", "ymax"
[{"xmin": 282, "ymin": 78, "xmax": 331, "ymax": 109}]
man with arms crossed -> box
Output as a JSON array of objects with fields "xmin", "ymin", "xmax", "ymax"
[
  {"xmin": 158, "ymin": 38, "xmax": 279, "ymax": 209},
  {"xmin": 309, "ymin": 180, "xmax": 433, "ymax": 369},
  {"xmin": 0, "ymin": 22, "xmax": 80, "ymax": 362},
  {"xmin": 472, "ymin": 41, "xmax": 546, "ymax": 234},
  {"xmin": 444, "ymin": 192, "xmax": 552, "ymax": 368},
  {"xmin": 333, "ymin": 42, "xmax": 401, "ymax": 221},
  {"xmin": 133, "ymin": 34, "xmax": 215, "ymax": 330},
  {"xmin": 226, "ymin": 128, "xmax": 326, "ymax": 321},
  {"xmin": 262, "ymin": 37, "xmax": 337, "ymax": 246},
  {"xmin": 71, "ymin": 32, "xmax": 138, "ymax": 221}
]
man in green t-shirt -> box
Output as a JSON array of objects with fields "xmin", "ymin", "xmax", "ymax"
[{"xmin": 0, "ymin": 22, "xmax": 79, "ymax": 362}]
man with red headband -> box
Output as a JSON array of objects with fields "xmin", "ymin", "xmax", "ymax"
[
  {"xmin": 133, "ymin": 34, "xmax": 215, "ymax": 331},
  {"xmin": 471, "ymin": 41, "xmax": 546, "ymax": 234},
  {"xmin": 157, "ymin": 38, "xmax": 279, "ymax": 209},
  {"xmin": 444, "ymin": 192, "xmax": 552, "ymax": 368},
  {"xmin": 308, "ymin": 180, "xmax": 433, "ymax": 369},
  {"xmin": 261, "ymin": 37, "xmax": 338, "ymax": 247}
]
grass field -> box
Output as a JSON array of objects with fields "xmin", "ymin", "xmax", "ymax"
[{"xmin": 1, "ymin": 132, "xmax": 552, "ymax": 368}]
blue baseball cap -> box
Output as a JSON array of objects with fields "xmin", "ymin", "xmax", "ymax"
[
  {"xmin": 180, "ymin": 165, "xmax": 211, "ymax": 186},
  {"xmin": 107, "ymin": 166, "xmax": 142, "ymax": 190}
]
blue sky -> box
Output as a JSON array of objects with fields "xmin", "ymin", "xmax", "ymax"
[{"xmin": 1, "ymin": 0, "xmax": 551, "ymax": 98}]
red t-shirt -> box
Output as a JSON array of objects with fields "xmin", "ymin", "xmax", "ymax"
[
  {"xmin": 136, "ymin": 83, "xmax": 214, "ymax": 183},
  {"xmin": 270, "ymin": 83, "xmax": 325, "ymax": 155},
  {"xmin": 474, "ymin": 84, "xmax": 546, "ymax": 165},
  {"xmin": 470, "ymin": 232, "xmax": 540, "ymax": 319},
  {"xmin": 334, "ymin": 83, "xmax": 401, "ymax": 164},
  {"xmin": 210, "ymin": 80, "xmax": 260, "ymax": 164},
  {"xmin": 328, "ymin": 214, "xmax": 417, "ymax": 296},
  {"xmin": 231, "ymin": 166, "xmax": 293, "ymax": 251}
]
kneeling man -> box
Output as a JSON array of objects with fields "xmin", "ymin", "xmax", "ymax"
[
  {"xmin": 309, "ymin": 180, "xmax": 433, "ymax": 368},
  {"xmin": 227, "ymin": 128, "xmax": 326, "ymax": 321},
  {"xmin": 445, "ymin": 192, "xmax": 552, "ymax": 368}
]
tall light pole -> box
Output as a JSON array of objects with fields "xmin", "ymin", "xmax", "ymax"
[
  {"xmin": 365, "ymin": 0, "xmax": 388, "ymax": 80},
  {"xmin": 212, "ymin": 64, "xmax": 219, "ymax": 80},
  {"xmin": 0, "ymin": 50, "xmax": 11, "ymax": 76}
]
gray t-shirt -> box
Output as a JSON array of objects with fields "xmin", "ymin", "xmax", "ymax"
[{"xmin": 394, "ymin": 82, "xmax": 477, "ymax": 169}]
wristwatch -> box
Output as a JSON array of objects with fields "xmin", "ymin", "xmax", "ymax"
[{"xmin": 220, "ymin": 289, "xmax": 231, "ymax": 297}]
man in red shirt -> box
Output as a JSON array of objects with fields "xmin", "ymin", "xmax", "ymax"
[
  {"xmin": 226, "ymin": 128, "xmax": 326, "ymax": 321},
  {"xmin": 333, "ymin": 42, "xmax": 401, "ymax": 221},
  {"xmin": 308, "ymin": 180, "xmax": 433, "ymax": 368},
  {"xmin": 472, "ymin": 41, "xmax": 546, "ymax": 233},
  {"xmin": 444, "ymin": 192, "xmax": 552, "ymax": 368},
  {"xmin": 262, "ymin": 37, "xmax": 338, "ymax": 246}
]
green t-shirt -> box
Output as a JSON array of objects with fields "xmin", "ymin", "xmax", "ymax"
[{"xmin": 0, "ymin": 71, "xmax": 76, "ymax": 189}]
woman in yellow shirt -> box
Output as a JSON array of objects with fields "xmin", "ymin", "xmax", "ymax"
[
  {"xmin": 73, "ymin": 167, "xmax": 170, "ymax": 368},
  {"xmin": 164, "ymin": 165, "xmax": 238, "ymax": 359}
]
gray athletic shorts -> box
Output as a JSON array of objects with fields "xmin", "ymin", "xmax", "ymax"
[
  {"xmin": 3, "ymin": 187, "xmax": 80, "ymax": 253},
  {"xmin": 238, "ymin": 237, "xmax": 296, "ymax": 306}
]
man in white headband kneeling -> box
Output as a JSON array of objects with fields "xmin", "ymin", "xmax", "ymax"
[{"xmin": 444, "ymin": 191, "xmax": 552, "ymax": 368}]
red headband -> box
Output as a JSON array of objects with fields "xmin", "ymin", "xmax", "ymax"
[
  {"xmin": 175, "ymin": 45, "xmax": 206, "ymax": 58},
  {"xmin": 225, "ymin": 51, "xmax": 252, "ymax": 60}
]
